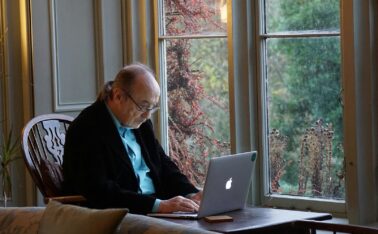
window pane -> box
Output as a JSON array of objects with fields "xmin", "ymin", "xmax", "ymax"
[
  {"xmin": 166, "ymin": 38, "xmax": 230, "ymax": 186},
  {"xmin": 266, "ymin": 37, "xmax": 344, "ymax": 199},
  {"xmin": 265, "ymin": 0, "xmax": 340, "ymax": 33},
  {"xmin": 163, "ymin": 0, "xmax": 227, "ymax": 36}
]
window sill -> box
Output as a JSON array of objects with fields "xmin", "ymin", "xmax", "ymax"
[{"xmin": 261, "ymin": 194, "xmax": 346, "ymax": 216}]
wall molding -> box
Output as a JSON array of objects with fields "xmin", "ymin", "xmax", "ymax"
[{"xmin": 49, "ymin": 0, "xmax": 101, "ymax": 112}]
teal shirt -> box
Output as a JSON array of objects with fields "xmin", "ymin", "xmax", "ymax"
[{"xmin": 106, "ymin": 105, "xmax": 161, "ymax": 212}]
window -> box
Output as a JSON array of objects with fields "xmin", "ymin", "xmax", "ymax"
[
  {"xmin": 158, "ymin": 0, "xmax": 230, "ymax": 187},
  {"xmin": 260, "ymin": 0, "xmax": 345, "ymax": 209},
  {"xmin": 156, "ymin": 0, "xmax": 345, "ymax": 213}
]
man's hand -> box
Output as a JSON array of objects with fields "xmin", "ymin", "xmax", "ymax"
[
  {"xmin": 186, "ymin": 191, "xmax": 203, "ymax": 205},
  {"xmin": 157, "ymin": 196, "xmax": 199, "ymax": 213}
]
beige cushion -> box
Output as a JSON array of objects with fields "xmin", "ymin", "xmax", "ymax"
[
  {"xmin": 38, "ymin": 200, "xmax": 128, "ymax": 234},
  {"xmin": 0, "ymin": 207, "xmax": 44, "ymax": 234}
]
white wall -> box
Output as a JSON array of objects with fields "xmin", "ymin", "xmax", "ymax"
[{"xmin": 1, "ymin": 0, "xmax": 155, "ymax": 207}]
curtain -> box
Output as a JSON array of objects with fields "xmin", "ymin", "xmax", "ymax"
[{"xmin": 122, "ymin": 0, "xmax": 156, "ymax": 68}]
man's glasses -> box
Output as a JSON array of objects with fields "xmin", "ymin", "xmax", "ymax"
[{"xmin": 122, "ymin": 90, "xmax": 160, "ymax": 113}]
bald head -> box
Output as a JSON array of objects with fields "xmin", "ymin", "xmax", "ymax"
[
  {"xmin": 97, "ymin": 63, "xmax": 160, "ymax": 101},
  {"xmin": 114, "ymin": 63, "xmax": 158, "ymax": 93},
  {"xmin": 103, "ymin": 63, "xmax": 161, "ymax": 128},
  {"xmin": 132, "ymin": 70, "xmax": 160, "ymax": 97}
]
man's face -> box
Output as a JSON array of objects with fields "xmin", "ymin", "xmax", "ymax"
[{"xmin": 113, "ymin": 74, "xmax": 160, "ymax": 128}]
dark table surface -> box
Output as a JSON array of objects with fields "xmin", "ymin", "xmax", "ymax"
[{"xmin": 158, "ymin": 206, "xmax": 332, "ymax": 233}]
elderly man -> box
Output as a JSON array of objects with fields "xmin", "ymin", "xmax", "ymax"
[{"xmin": 63, "ymin": 63, "xmax": 201, "ymax": 214}]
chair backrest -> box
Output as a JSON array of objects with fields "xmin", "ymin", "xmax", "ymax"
[{"xmin": 21, "ymin": 114, "xmax": 74, "ymax": 198}]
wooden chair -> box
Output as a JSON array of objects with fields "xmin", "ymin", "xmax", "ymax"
[{"xmin": 21, "ymin": 114, "xmax": 86, "ymax": 204}]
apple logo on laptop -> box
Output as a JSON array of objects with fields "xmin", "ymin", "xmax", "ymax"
[{"xmin": 225, "ymin": 177, "xmax": 232, "ymax": 190}]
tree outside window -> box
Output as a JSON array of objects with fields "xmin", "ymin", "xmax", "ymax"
[
  {"xmin": 159, "ymin": 0, "xmax": 230, "ymax": 187},
  {"xmin": 158, "ymin": 0, "xmax": 344, "ymax": 201},
  {"xmin": 263, "ymin": 0, "xmax": 344, "ymax": 200}
]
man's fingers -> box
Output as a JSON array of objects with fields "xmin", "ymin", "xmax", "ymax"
[
  {"xmin": 180, "ymin": 199, "xmax": 199, "ymax": 211},
  {"xmin": 174, "ymin": 196, "xmax": 198, "ymax": 211},
  {"xmin": 158, "ymin": 196, "xmax": 200, "ymax": 213}
]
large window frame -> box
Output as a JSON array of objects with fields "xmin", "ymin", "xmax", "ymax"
[
  {"xmin": 153, "ymin": 0, "xmax": 366, "ymax": 216},
  {"xmin": 256, "ymin": 1, "xmax": 346, "ymax": 215}
]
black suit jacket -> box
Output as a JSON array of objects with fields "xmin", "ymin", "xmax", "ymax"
[{"xmin": 63, "ymin": 100, "xmax": 198, "ymax": 214}]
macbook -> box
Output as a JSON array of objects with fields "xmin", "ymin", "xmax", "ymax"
[{"xmin": 148, "ymin": 151, "xmax": 257, "ymax": 219}]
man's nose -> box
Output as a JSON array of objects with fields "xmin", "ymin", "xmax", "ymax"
[{"xmin": 141, "ymin": 110, "xmax": 152, "ymax": 119}]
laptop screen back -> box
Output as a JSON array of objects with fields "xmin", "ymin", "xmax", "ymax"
[{"xmin": 197, "ymin": 151, "xmax": 257, "ymax": 218}]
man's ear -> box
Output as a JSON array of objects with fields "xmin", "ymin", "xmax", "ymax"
[
  {"xmin": 113, "ymin": 88, "xmax": 123, "ymax": 101},
  {"xmin": 117, "ymin": 93, "xmax": 123, "ymax": 101}
]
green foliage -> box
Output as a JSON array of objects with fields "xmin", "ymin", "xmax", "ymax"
[
  {"xmin": 0, "ymin": 127, "xmax": 20, "ymax": 202},
  {"xmin": 190, "ymin": 38, "xmax": 230, "ymax": 148},
  {"xmin": 266, "ymin": 0, "xmax": 344, "ymax": 199},
  {"xmin": 163, "ymin": 0, "xmax": 344, "ymax": 199},
  {"xmin": 266, "ymin": 0, "xmax": 340, "ymax": 32}
]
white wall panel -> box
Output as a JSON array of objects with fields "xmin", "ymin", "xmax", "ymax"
[
  {"xmin": 101, "ymin": 0, "xmax": 124, "ymax": 82},
  {"xmin": 51, "ymin": 0, "xmax": 97, "ymax": 111},
  {"xmin": 29, "ymin": 0, "xmax": 124, "ymax": 205},
  {"xmin": 31, "ymin": 0, "xmax": 124, "ymax": 114}
]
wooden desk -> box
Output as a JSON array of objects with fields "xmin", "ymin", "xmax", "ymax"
[{"xmin": 159, "ymin": 207, "xmax": 332, "ymax": 233}]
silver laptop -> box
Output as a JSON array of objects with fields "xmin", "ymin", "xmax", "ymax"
[{"xmin": 148, "ymin": 151, "xmax": 257, "ymax": 219}]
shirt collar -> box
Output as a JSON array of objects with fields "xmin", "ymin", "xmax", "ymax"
[{"xmin": 105, "ymin": 103, "xmax": 130, "ymax": 137}]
